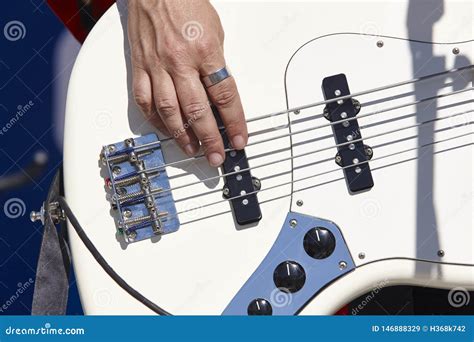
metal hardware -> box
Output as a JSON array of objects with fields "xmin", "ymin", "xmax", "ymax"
[
  {"xmin": 296, "ymin": 199, "xmax": 303, "ymax": 207},
  {"xmin": 323, "ymin": 98, "xmax": 361, "ymax": 121},
  {"xmin": 223, "ymin": 212, "xmax": 355, "ymax": 315},
  {"xmin": 376, "ymin": 40, "xmax": 384, "ymax": 48},
  {"xmin": 123, "ymin": 209, "xmax": 132, "ymax": 218},
  {"xmin": 116, "ymin": 186, "xmax": 164, "ymax": 205},
  {"xmin": 101, "ymin": 133, "xmax": 180, "ymax": 243},
  {"xmin": 107, "ymin": 171, "xmax": 160, "ymax": 189},
  {"xmin": 437, "ymin": 250, "xmax": 445, "ymax": 257},
  {"xmin": 100, "ymin": 140, "xmax": 159, "ymax": 166},
  {"xmin": 123, "ymin": 214, "xmax": 153, "ymax": 226},
  {"xmin": 339, "ymin": 261, "xmax": 348, "ymax": 270},
  {"xmin": 112, "ymin": 166, "xmax": 121, "ymax": 175},
  {"xmin": 30, "ymin": 201, "xmax": 65, "ymax": 225},
  {"xmin": 335, "ymin": 144, "xmax": 374, "ymax": 167},
  {"xmin": 116, "ymin": 187, "xmax": 127, "ymax": 195},
  {"xmin": 222, "ymin": 187, "xmax": 231, "ymax": 199},
  {"xmin": 30, "ymin": 205, "xmax": 46, "ymax": 225},
  {"xmin": 129, "ymin": 152, "xmax": 138, "ymax": 163},
  {"xmin": 122, "ymin": 211, "xmax": 168, "ymax": 229},
  {"xmin": 252, "ymin": 177, "xmax": 262, "ymax": 191},
  {"xmin": 452, "ymin": 47, "xmax": 460, "ymax": 55},
  {"xmin": 358, "ymin": 252, "xmax": 366, "ymax": 260},
  {"xmin": 127, "ymin": 231, "xmax": 137, "ymax": 241},
  {"xmin": 222, "ymin": 177, "xmax": 261, "ymax": 202}
]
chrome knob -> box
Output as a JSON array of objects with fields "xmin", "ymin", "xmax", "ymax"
[{"xmin": 30, "ymin": 203, "xmax": 45, "ymax": 224}]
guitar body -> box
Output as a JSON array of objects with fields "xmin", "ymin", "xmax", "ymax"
[{"xmin": 64, "ymin": 0, "xmax": 473, "ymax": 314}]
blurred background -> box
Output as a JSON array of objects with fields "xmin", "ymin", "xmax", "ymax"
[{"xmin": 0, "ymin": 0, "xmax": 82, "ymax": 315}]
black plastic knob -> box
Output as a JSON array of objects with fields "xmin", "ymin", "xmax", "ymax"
[
  {"xmin": 247, "ymin": 298, "xmax": 272, "ymax": 315},
  {"xmin": 273, "ymin": 261, "xmax": 306, "ymax": 293},
  {"xmin": 303, "ymin": 228, "xmax": 336, "ymax": 259}
]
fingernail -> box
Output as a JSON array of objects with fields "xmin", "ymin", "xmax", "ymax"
[
  {"xmin": 232, "ymin": 135, "xmax": 246, "ymax": 150},
  {"xmin": 208, "ymin": 153, "xmax": 223, "ymax": 167},
  {"xmin": 184, "ymin": 144, "xmax": 198, "ymax": 156}
]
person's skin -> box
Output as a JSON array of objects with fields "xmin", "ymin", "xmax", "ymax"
[{"xmin": 127, "ymin": 0, "xmax": 248, "ymax": 167}]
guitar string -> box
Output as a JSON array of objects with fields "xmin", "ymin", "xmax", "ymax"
[
  {"xmin": 114, "ymin": 86, "xmax": 473, "ymax": 181},
  {"xmin": 63, "ymin": 137, "xmax": 474, "ymax": 313},
  {"xmin": 245, "ymin": 87, "xmax": 472, "ymax": 147},
  {"xmin": 116, "ymin": 65, "xmax": 473, "ymax": 151},
  {"xmin": 122, "ymin": 130, "xmax": 472, "ymax": 231},
  {"xmin": 160, "ymin": 111, "xmax": 473, "ymax": 195},
  {"xmin": 64, "ymin": 66, "xmax": 474, "ymax": 317},
  {"xmin": 247, "ymin": 65, "xmax": 473, "ymax": 123},
  {"xmin": 172, "ymin": 122, "xmax": 466, "ymax": 205},
  {"xmin": 168, "ymin": 131, "xmax": 473, "ymax": 220},
  {"xmin": 169, "ymin": 64, "xmax": 474, "ymax": 136},
  {"xmin": 118, "ymin": 111, "xmax": 473, "ymax": 206}
]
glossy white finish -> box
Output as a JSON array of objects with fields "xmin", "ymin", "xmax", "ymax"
[
  {"xmin": 300, "ymin": 259, "xmax": 474, "ymax": 315},
  {"xmin": 287, "ymin": 35, "xmax": 473, "ymax": 266},
  {"xmin": 64, "ymin": 0, "xmax": 473, "ymax": 315}
]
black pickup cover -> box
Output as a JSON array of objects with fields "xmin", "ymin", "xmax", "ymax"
[
  {"xmin": 322, "ymin": 74, "xmax": 374, "ymax": 193},
  {"xmin": 213, "ymin": 107, "xmax": 262, "ymax": 225}
]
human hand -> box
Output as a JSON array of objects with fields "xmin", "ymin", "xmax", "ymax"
[{"xmin": 127, "ymin": 0, "xmax": 248, "ymax": 167}]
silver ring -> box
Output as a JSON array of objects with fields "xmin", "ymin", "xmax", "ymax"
[{"xmin": 201, "ymin": 67, "xmax": 231, "ymax": 88}]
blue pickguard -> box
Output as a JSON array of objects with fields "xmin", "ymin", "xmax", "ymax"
[
  {"xmin": 101, "ymin": 133, "xmax": 180, "ymax": 243},
  {"xmin": 223, "ymin": 212, "xmax": 355, "ymax": 315}
]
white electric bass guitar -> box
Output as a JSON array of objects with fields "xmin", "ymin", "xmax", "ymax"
[{"xmin": 64, "ymin": 0, "xmax": 473, "ymax": 315}]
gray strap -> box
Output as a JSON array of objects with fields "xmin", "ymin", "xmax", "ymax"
[{"xmin": 31, "ymin": 169, "xmax": 71, "ymax": 315}]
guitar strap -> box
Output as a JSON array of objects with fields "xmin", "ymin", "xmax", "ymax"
[
  {"xmin": 31, "ymin": 168, "xmax": 71, "ymax": 315},
  {"xmin": 33, "ymin": 0, "xmax": 116, "ymax": 312}
]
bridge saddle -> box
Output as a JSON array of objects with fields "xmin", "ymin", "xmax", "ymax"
[{"xmin": 100, "ymin": 134, "xmax": 179, "ymax": 243}]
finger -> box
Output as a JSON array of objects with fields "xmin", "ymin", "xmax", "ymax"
[
  {"xmin": 132, "ymin": 66, "xmax": 170, "ymax": 136},
  {"xmin": 200, "ymin": 55, "xmax": 248, "ymax": 150},
  {"xmin": 173, "ymin": 69, "xmax": 225, "ymax": 167},
  {"xmin": 150, "ymin": 69, "xmax": 199, "ymax": 156},
  {"xmin": 206, "ymin": 76, "xmax": 248, "ymax": 150}
]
